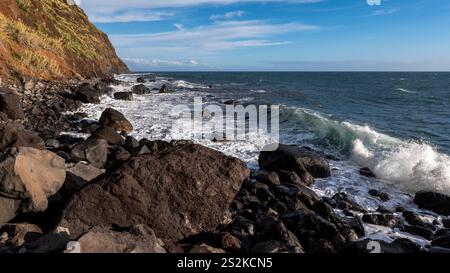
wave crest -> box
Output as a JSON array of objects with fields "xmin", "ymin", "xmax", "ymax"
[{"xmin": 282, "ymin": 106, "xmax": 450, "ymax": 194}]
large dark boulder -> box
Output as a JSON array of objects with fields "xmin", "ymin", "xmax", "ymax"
[
  {"xmin": 75, "ymin": 225, "xmax": 166, "ymax": 253},
  {"xmin": 73, "ymin": 85, "xmax": 101, "ymax": 104},
  {"xmin": 0, "ymin": 147, "xmax": 66, "ymax": 226},
  {"xmin": 159, "ymin": 84, "xmax": 171, "ymax": 93},
  {"xmin": 59, "ymin": 141, "xmax": 250, "ymax": 241},
  {"xmin": 432, "ymin": 231, "xmax": 450, "ymax": 249},
  {"xmin": 132, "ymin": 84, "xmax": 151, "ymax": 95},
  {"xmin": 0, "ymin": 197, "xmax": 20, "ymax": 228},
  {"xmin": 90, "ymin": 126, "xmax": 124, "ymax": 145},
  {"xmin": 414, "ymin": 191, "xmax": 450, "ymax": 216},
  {"xmin": 136, "ymin": 77, "xmax": 146, "ymax": 83},
  {"xmin": 0, "ymin": 87, "xmax": 24, "ymax": 120},
  {"xmin": 70, "ymin": 138, "xmax": 108, "ymax": 168},
  {"xmin": 113, "ymin": 92, "xmax": 133, "ymax": 101},
  {"xmin": 98, "ymin": 108, "xmax": 133, "ymax": 133},
  {"xmin": 259, "ymin": 144, "xmax": 331, "ymax": 181},
  {"xmin": 0, "ymin": 122, "xmax": 45, "ymax": 152}
]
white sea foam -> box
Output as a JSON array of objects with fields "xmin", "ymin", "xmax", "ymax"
[
  {"xmin": 396, "ymin": 88, "xmax": 417, "ymax": 94},
  {"xmin": 76, "ymin": 74, "xmax": 448, "ymax": 245}
]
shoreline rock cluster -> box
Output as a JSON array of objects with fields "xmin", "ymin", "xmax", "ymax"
[{"xmin": 1, "ymin": 77, "xmax": 450, "ymax": 253}]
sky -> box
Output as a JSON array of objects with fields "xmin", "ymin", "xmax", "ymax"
[{"xmin": 76, "ymin": 0, "xmax": 450, "ymax": 71}]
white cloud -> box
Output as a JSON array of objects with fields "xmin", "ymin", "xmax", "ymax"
[
  {"xmin": 123, "ymin": 58, "xmax": 199, "ymax": 66},
  {"xmin": 111, "ymin": 20, "xmax": 318, "ymax": 52},
  {"xmin": 80, "ymin": 0, "xmax": 322, "ymax": 23},
  {"xmin": 174, "ymin": 23, "xmax": 185, "ymax": 31},
  {"xmin": 80, "ymin": 0, "xmax": 322, "ymax": 12},
  {"xmin": 90, "ymin": 10, "xmax": 174, "ymax": 23},
  {"xmin": 210, "ymin": 10, "xmax": 246, "ymax": 21}
]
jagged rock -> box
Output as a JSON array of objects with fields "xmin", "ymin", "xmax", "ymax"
[
  {"xmin": 443, "ymin": 218, "xmax": 450, "ymax": 229},
  {"xmin": 404, "ymin": 225, "xmax": 434, "ymax": 240},
  {"xmin": 360, "ymin": 167, "xmax": 376, "ymax": 178},
  {"xmin": 124, "ymin": 136, "xmax": 140, "ymax": 151},
  {"xmin": 278, "ymin": 170, "xmax": 313, "ymax": 187},
  {"xmin": 281, "ymin": 210, "xmax": 344, "ymax": 253},
  {"xmin": 90, "ymin": 126, "xmax": 124, "ymax": 145},
  {"xmin": 229, "ymin": 216, "xmax": 255, "ymax": 236},
  {"xmin": 190, "ymin": 244, "xmax": 225, "ymax": 253},
  {"xmin": 414, "ymin": 191, "xmax": 450, "ymax": 216},
  {"xmin": 0, "ymin": 122, "xmax": 45, "ymax": 152},
  {"xmin": 67, "ymin": 162, "xmax": 104, "ymax": 182},
  {"xmin": 0, "ymin": 147, "xmax": 66, "ymax": 224},
  {"xmin": 94, "ymin": 82, "xmax": 114, "ymax": 95},
  {"xmin": 254, "ymin": 170, "xmax": 280, "ymax": 188},
  {"xmin": 159, "ymin": 84, "xmax": 171, "ymax": 93},
  {"xmin": 136, "ymin": 77, "xmax": 146, "ymax": 83},
  {"xmin": 70, "ymin": 138, "xmax": 108, "ymax": 168},
  {"xmin": 259, "ymin": 144, "xmax": 331, "ymax": 181},
  {"xmin": 76, "ymin": 225, "xmax": 166, "ymax": 253},
  {"xmin": 224, "ymin": 100, "xmax": 237, "ymax": 105},
  {"xmin": 254, "ymin": 214, "xmax": 304, "ymax": 252},
  {"xmin": 362, "ymin": 213, "xmax": 398, "ymax": 228},
  {"xmin": 26, "ymin": 226, "xmax": 70, "ymax": 253},
  {"xmin": 368, "ymin": 189, "xmax": 390, "ymax": 201},
  {"xmin": 402, "ymin": 210, "xmax": 433, "ymax": 229},
  {"xmin": 0, "ymin": 87, "xmax": 24, "ymax": 120},
  {"xmin": 73, "ymin": 85, "xmax": 101, "ymax": 104},
  {"xmin": 221, "ymin": 233, "xmax": 242, "ymax": 251},
  {"xmin": 0, "ymin": 197, "xmax": 21, "ymax": 228},
  {"xmin": 59, "ymin": 142, "xmax": 250, "ymax": 242},
  {"xmin": 251, "ymin": 240, "xmax": 303, "ymax": 253},
  {"xmin": 132, "ymin": 84, "xmax": 151, "ymax": 94},
  {"xmin": 431, "ymin": 230, "xmax": 450, "ymax": 249},
  {"xmin": 0, "ymin": 223, "xmax": 42, "ymax": 247},
  {"xmin": 113, "ymin": 92, "xmax": 133, "ymax": 101},
  {"xmin": 98, "ymin": 108, "xmax": 133, "ymax": 133},
  {"xmin": 331, "ymin": 193, "xmax": 366, "ymax": 213}
]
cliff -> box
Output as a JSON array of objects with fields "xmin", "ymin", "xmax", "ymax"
[{"xmin": 0, "ymin": 0, "xmax": 129, "ymax": 82}]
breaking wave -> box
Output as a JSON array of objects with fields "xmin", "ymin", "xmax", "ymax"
[{"xmin": 281, "ymin": 106, "xmax": 450, "ymax": 194}]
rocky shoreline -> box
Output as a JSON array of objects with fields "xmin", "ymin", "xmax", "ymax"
[{"xmin": 1, "ymin": 77, "xmax": 450, "ymax": 253}]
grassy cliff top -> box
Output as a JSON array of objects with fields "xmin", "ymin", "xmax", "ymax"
[{"xmin": 0, "ymin": 0, "xmax": 128, "ymax": 82}]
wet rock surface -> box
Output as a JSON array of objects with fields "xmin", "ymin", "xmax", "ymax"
[{"xmin": 1, "ymin": 78, "xmax": 450, "ymax": 254}]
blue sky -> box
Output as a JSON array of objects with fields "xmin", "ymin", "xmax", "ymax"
[{"xmin": 77, "ymin": 0, "xmax": 450, "ymax": 71}]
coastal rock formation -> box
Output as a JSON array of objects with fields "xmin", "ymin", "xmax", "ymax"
[
  {"xmin": 0, "ymin": 88, "xmax": 24, "ymax": 120},
  {"xmin": 0, "ymin": 121, "xmax": 45, "ymax": 151},
  {"xmin": 0, "ymin": 147, "xmax": 66, "ymax": 225},
  {"xmin": 75, "ymin": 225, "xmax": 166, "ymax": 253},
  {"xmin": 0, "ymin": 0, "xmax": 128, "ymax": 82},
  {"xmin": 131, "ymin": 84, "xmax": 151, "ymax": 94},
  {"xmin": 59, "ymin": 141, "xmax": 250, "ymax": 241},
  {"xmin": 98, "ymin": 108, "xmax": 133, "ymax": 133},
  {"xmin": 0, "ymin": 223, "xmax": 43, "ymax": 247},
  {"xmin": 259, "ymin": 144, "xmax": 331, "ymax": 186},
  {"xmin": 114, "ymin": 92, "xmax": 133, "ymax": 101},
  {"xmin": 414, "ymin": 191, "xmax": 450, "ymax": 216},
  {"xmin": 70, "ymin": 138, "xmax": 108, "ymax": 168},
  {"xmin": 90, "ymin": 126, "xmax": 125, "ymax": 145}
]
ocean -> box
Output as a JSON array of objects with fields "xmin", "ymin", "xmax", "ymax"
[{"xmin": 76, "ymin": 72, "xmax": 450, "ymax": 244}]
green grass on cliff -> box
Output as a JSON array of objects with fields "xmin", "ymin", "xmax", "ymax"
[{"xmin": 0, "ymin": 0, "xmax": 112, "ymax": 79}]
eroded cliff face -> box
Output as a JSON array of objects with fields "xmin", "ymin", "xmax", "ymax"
[{"xmin": 0, "ymin": 0, "xmax": 129, "ymax": 82}]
